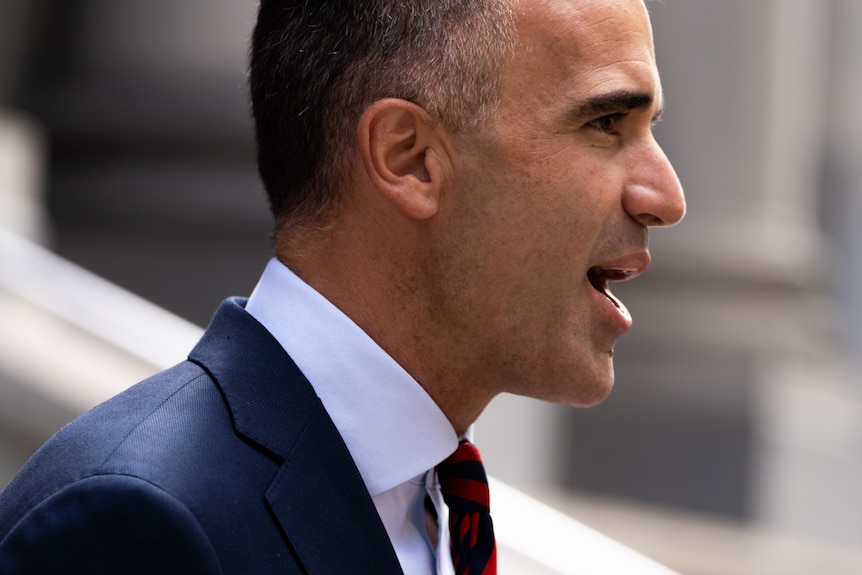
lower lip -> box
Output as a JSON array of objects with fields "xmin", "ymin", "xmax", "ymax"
[{"xmin": 590, "ymin": 283, "xmax": 633, "ymax": 333}]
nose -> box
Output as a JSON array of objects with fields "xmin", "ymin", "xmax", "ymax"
[{"xmin": 622, "ymin": 138, "xmax": 686, "ymax": 227}]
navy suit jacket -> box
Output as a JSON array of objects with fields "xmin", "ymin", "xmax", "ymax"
[{"xmin": 0, "ymin": 298, "xmax": 404, "ymax": 574}]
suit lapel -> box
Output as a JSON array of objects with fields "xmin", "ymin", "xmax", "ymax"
[
  {"xmin": 189, "ymin": 298, "xmax": 404, "ymax": 575},
  {"xmin": 266, "ymin": 409, "xmax": 404, "ymax": 574}
]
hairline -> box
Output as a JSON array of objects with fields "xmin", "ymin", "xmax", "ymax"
[{"xmin": 270, "ymin": 0, "xmax": 518, "ymax": 239}]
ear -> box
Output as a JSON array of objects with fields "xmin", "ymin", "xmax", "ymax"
[{"xmin": 357, "ymin": 98, "xmax": 450, "ymax": 220}]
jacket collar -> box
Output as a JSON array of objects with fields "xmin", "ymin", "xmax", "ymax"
[{"xmin": 188, "ymin": 297, "xmax": 404, "ymax": 574}]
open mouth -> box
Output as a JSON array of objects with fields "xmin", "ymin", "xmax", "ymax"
[{"xmin": 587, "ymin": 267, "xmax": 632, "ymax": 309}]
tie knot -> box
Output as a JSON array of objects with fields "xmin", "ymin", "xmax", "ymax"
[{"xmin": 436, "ymin": 440, "xmax": 490, "ymax": 513}]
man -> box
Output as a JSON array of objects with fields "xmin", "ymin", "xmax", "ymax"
[{"xmin": 0, "ymin": 0, "xmax": 684, "ymax": 573}]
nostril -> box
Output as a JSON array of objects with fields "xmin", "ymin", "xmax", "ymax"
[
  {"xmin": 622, "ymin": 181, "xmax": 681, "ymax": 229},
  {"xmin": 638, "ymin": 213, "xmax": 663, "ymax": 227}
]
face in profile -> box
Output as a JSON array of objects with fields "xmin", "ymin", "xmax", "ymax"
[{"xmin": 435, "ymin": 0, "xmax": 685, "ymax": 408}]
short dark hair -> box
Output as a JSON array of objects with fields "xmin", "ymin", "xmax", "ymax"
[{"xmin": 249, "ymin": 0, "xmax": 515, "ymax": 234}]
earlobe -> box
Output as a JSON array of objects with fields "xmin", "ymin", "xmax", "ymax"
[{"xmin": 358, "ymin": 99, "xmax": 447, "ymax": 220}]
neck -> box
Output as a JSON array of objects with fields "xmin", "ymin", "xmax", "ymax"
[{"xmin": 274, "ymin": 219, "xmax": 496, "ymax": 436}]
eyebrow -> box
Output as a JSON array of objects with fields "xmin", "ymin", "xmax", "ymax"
[{"xmin": 566, "ymin": 90, "xmax": 663, "ymax": 124}]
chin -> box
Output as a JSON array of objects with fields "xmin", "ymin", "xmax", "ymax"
[
  {"xmin": 513, "ymin": 352, "xmax": 616, "ymax": 406},
  {"xmin": 565, "ymin": 367, "xmax": 616, "ymax": 408},
  {"xmin": 572, "ymin": 389, "xmax": 613, "ymax": 408}
]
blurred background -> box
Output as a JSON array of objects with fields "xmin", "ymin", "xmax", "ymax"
[{"xmin": 2, "ymin": 0, "xmax": 862, "ymax": 573}]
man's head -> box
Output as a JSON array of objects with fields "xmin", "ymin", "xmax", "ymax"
[
  {"xmin": 249, "ymin": 0, "xmax": 515, "ymax": 236},
  {"xmin": 430, "ymin": 0, "xmax": 685, "ymax": 422},
  {"xmin": 249, "ymin": 0, "xmax": 685, "ymax": 433}
]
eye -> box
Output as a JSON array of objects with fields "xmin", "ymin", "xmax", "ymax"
[{"xmin": 587, "ymin": 113, "xmax": 624, "ymax": 135}]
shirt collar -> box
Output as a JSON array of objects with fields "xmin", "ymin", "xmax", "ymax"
[{"xmin": 245, "ymin": 258, "xmax": 459, "ymax": 495}]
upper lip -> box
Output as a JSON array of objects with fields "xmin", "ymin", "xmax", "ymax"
[{"xmin": 588, "ymin": 250, "xmax": 652, "ymax": 283}]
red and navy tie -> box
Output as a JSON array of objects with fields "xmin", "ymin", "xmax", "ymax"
[{"xmin": 436, "ymin": 440, "xmax": 497, "ymax": 575}]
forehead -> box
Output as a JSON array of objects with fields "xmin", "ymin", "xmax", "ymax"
[
  {"xmin": 505, "ymin": 0, "xmax": 659, "ymax": 107},
  {"xmin": 513, "ymin": 0, "xmax": 653, "ymax": 50}
]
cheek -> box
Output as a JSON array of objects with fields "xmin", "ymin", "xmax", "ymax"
[{"xmin": 522, "ymin": 155, "xmax": 619, "ymax": 238}]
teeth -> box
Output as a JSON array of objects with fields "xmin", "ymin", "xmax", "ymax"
[
  {"xmin": 588, "ymin": 267, "xmax": 632, "ymax": 285},
  {"xmin": 604, "ymin": 269, "xmax": 631, "ymax": 281},
  {"xmin": 605, "ymin": 287, "xmax": 622, "ymax": 310}
]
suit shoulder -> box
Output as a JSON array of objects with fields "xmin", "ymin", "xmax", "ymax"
[
  {"xmin": 0, "ymin": 361, "xmax": 223, "ymax": 534},
  {"xmin": 0, "ymin": 474, "xmax": 223, "ymax": 575}
]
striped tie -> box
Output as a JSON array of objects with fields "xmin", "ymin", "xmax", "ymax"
[{"xmin": 436, "ymin": 440, "xmax": 497, "ymax": 575}]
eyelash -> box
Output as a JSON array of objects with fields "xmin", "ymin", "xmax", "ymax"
[{"xmin": 588, "ymin": 113, "xmax": 625, "ymax": 135}]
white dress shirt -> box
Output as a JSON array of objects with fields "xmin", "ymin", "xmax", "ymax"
[{"xmin": 245, "ymin": 258, "xmax": 461, "ymax": 575}]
